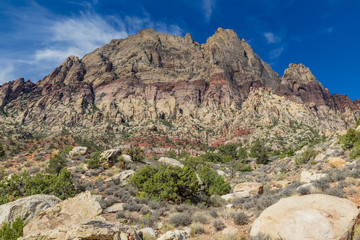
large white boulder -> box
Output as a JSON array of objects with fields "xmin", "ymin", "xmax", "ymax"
[
  {"xmin": 0, "ymin": 195, "xmax": 60, "ymax": 225},
  {"xmin": 158, "ymin": 157, "xmax": 184, "ymax": 168},
  {"xmin": 69, "ymin": 146, "xmax": 88, "ymax": 157},
  {"xmin": 250, "ymin": 194, "xmax": 359, "ymax": 240},
  {"xmin": 300, "ymin": 170, "xmax": 327, "ymax": 183}
]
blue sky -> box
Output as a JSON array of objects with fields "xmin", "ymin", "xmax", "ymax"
[{"xmin": 0, "ymin": 0, "xmax": 359, "ymax": 100}]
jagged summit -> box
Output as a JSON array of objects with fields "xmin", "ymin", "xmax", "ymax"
[{"xmin": 0, "ymin": 28, "xmax": 359, "ymax": 148}]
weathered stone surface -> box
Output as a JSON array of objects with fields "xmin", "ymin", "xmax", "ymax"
[
  {"xmin": 233, "ymin": 182, "xmax": 263, "ymax": 198},
  {"xmin": 100, "ymin": 148, "xmax": 122, "ymax": 168},
  {"xmin": 158, "ymin": 157, "xmax": 184, "ymax": 168},
  {"xmin": 328, "ymin": 157, "xmax": 347, "ymax": 168},
  {"xmin": 0, "ymin": 195, "xmax": 60, "ymax": 225},
  {"xmin": 23, "ymin": 191, "xmax": 103, "ymax": 239},
  {"xmin": 158, "ymin": 228, "xmax": 190, "ymax": 240},
  {"xmin": 121, "ymin": 154, "xmax": 132, "ymax": 162},
  {"xmin": 104, "ymin": 203, "xmax": 124, "ymax": 213},
  {"xmin": 250, "ymin": 194, "xmax": 359, "ymax": 240},
  {"xmin": 300, "ymin": 170, "xmax": 327, "ymax": 183},
  {"xmin": 69, "ymin": 146, "xmax": 88, "ymax": 157},
  {"xmin": 140, "ymin": 227, "xmax": 156, "ymax": 239},
  {"xmin": 107, "ymin": 170, "xmax": 135, "ymax": 186}
]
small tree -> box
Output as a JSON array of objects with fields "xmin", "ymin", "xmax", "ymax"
[
  {"xmin": 125, "ymin": 147, "xmax": 145, "ymax": 162},
  {"xmin": 356, "ymin": 116, "xmax": 360, "ymax": 128},
  {"xmin": 250, "ymin": 139, "xmax": 269, "ymax": 164},
  {"xmin": 88, "ymin": 152, "xmax": 101, "ymax": 169},
  {"xmin": 46, "ymin": 153, "xmax": 66, "ymax": 175}
]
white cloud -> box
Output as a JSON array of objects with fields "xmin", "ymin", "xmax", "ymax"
[
  {"xmin": 201, "ymin": 0, "xmax": 216, "ymax": 22},
  {"xmin": 0, "ymin": 3, "xmax": 183, "ymax": 84},
  {"xmin": 0, "ymin": 64, "xmax": 15, "ymax": 84},
  {"xmin": 264, "ymin": 32, "xmax": 281, "ymax": 44},
  {"xmin": 269, "ymin": 46, "xmax": 284, "ymax": 59}
]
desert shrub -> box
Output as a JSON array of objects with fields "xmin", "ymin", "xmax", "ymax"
[
  {"xmin": 175, "ymin": 203, "xmax": 192, "ymax": 213},
  {"xmin": 208, "ymin": 209, "xmax": 218, "ymax": 218},
  {"xmin": 0, "ymin": 169, "xmax": 76, "ymax": 204},
  {"xmin": 0, "ymin": 217, "xmax": 24, "ymax": 240},
  {"xmin": 125, "ymin": 147, "xmax": 145, "ymax": 162},
  {"xmin": 190, "ymin": 222, "xmax": 205, "ymax": 236},
  {"xmin": 218, "ymin": 143, "xmax": 240, "ymax": 159},
  {"xmin": 194, "ymin": 213, "xmax": 209, "ymax": 224},
  {"xmin": 130, "ymin": 165, "xmax": 199, "ymax": 203},
  {"xmin": 0, "ymin": 143, "xmax": 5, "ymax": 159},
  {"xmin": 339, "ymin": 128, "xmax": 360, "ymax": 150},
  {"xmin": 197, "ymin": 164, "xmax": 231, "ymax": 196},
  {"xmin": 169, "ymin": 212, "xmax": 193, "ymax": 227},
  {"xmin": 356, "ymin": 117, "xmax": 360, "ymax": 128},
  {"xmin": 182, "ymin": 156, "xmax": 203, "ymax": 168},
  {"xmin": 350, "ymin": 144, "xmax": 360, "ymax": 160},
  {"xmin": 313, "ymin": 177, "xmax": 330, "ymax": 191},
  {"xmin": 237, "ymin": 147, "xmax": 248, "ymax": 160},
  {"xmin": 295, "ymin": 148, "xmax": 318, "ymax": 165},
  {"xmin": 123, "ymin": 201, "xmax": 142, "ymax": 212},
  {"xmin": 148, "ymin": 200, "xmax": 160, "ymax": 210},
  {"xmin": 166, "ymin": 150, "xmax": 177, "ymax": 159},
  {"xmin": 233, "ymin": 212, "xmax": 249, "ymax": 225},
  {"xmin": 200, "ymin": 152, "xmax": 223, "ymax": 163},
  {"xmin": 213, "ymin": 220, "xmax": 226, "ymax": 231},
  {"xmin": 139, "ymin": 213, "xmax": 158, "ymax": 228},
  {"xmin": 326, "ymin": 186, "xmax": 345, "ymax": 198},
  {"xmin": 250, "ymin": 139, "xmax": 269, "ymax": 164},
  {"xmin": 46, "ymin": 153, "xmax": 66, "ymax": 175},
  {"xmin": 88, "ymin": 152, "xmax": 102, "ymax": 169}
]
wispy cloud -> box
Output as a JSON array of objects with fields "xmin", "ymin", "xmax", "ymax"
[
  {"xmin": 0, "ymin": 2, "xmax": 183, "ymax": 84},
  {"xmin": 201, "ymin": 0, "xmax": 216, "ymax": 22},
  {"xmin": 264, "ymin": 32, "xmax": 281, "ymax": 44},
  {"xmin": 269, "ymin": 46, "xmax": 284, "ymax": 59}
]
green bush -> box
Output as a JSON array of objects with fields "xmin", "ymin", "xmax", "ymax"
[
  {"xmin": 166, "ymin": 150, "xmax": 177, "ymax": 159},
  {"xmin": 0, "ymin": 169, "xmax": 76, "ymax": 204},
  {"xmin": 237, "ymin": 147, "xmax": 248, "ymax": 160},
  {"xmin": 197, "ymin": 164, "xmax": 231, "ymax": 196},
  {"xmin": 350, "ymin": 143, "xmax": 360, "ymax": 160},
  {"xmin": 218, "ymin": 143, "xmax": 240, "ymax": 159},
  {"xmin": 356, "ymin": 117, "xmax": 360, "ymax": 128},
  {"xmin": 250, "ymin": 139, "xmax": 270, "ymax": 164},
  {"xmin": 0, "ymin": 217, "xmax": 24, "ymax": 240},
  {"xmin": 125, "ymin": 147, "xmax": 145, "ymax": 162},
  {"xmin": 295, "ymin": 148, "xmax": 318, "ymax": 165},
  {"xmin": 130, "ymin": 165, "xmax": 199, "ymax": 203},
  {"xmin": 88, "ymin": 152, "xmax": 102, "ymax": 169},
  {"xmin": 46, "ymin": 153, "xmax": 66, "ymax": 175},
  {"xmin": 339, "ymin": 128, "xmax": 360, "ymax": 150}
]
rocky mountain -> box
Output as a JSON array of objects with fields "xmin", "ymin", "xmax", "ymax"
[{"xmin": 0, "ymin": 28, "xmax": 359, "ymax": 151}]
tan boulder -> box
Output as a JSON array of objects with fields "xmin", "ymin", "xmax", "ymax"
[
  {"xmin": 300, "ymin": 170, "xmax": 327, "ymax": 183},
  {"xmin": 100, "ymin": 148, "xmax": 122, "ymax": 168},
  {"xmin": 233, "ymin": 182, "xmax": 263, "ymax": 198},
  {"xmin": 250, "ymin": 194, "xmax": 359, "ymax": 240},
  {"xmin": 271, "ymin": 180, "xmax": 291, "ymax": 189},
  {"xmin": 23, "ymin": 191, "xmax": 103, "ymax": 239},
  {"xmin": 328, "ymin": 157, "xmax": 347, "ymax": 168},
  {"xmin": 158, "ymin": 157, "xmax": 184, "ymax": 168},
  {"xmin": 69, "ymin": 146, "xmax": 88, "ymax": 157},
  {"xmin": 158, "ymin": 228, "xmax": 190, "ymax": 240}
]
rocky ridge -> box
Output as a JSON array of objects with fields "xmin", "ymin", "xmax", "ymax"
[{"xmin": 0, "ymin": 28, "xmax": 359, "ymax": 151}]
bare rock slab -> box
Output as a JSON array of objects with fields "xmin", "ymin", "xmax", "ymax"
[
  {"xmin": 0, "ymin": 194, "xmax": 60, "ymax": 225},
  {"xmin": 250, "ymin": 194, "xmax": 359, "ymax": 240}
]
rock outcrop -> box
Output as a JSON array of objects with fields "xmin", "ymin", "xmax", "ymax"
[
  {"xmin": 250, "ymin": 194, "xmax": 359, "ymax": 240},
  {"xmin": 0, "ymin": 195, "xmax": 60, "ymax": 225}
]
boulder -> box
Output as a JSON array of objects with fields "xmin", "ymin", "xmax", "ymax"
[
  {"xmin": 100, "ymin": 148, "xmax": 122, "ymax": 168},
  {"xmin": 23, "ymin": 191, "xmax": 103, "ymax": 239},
  {"xmin": 250, "ymin": 194, "xmax": 359, "ymax": 240},
  {"xmin": 107, "ymin": 170, "xmax": 135, "ymax": 186},
  {"xmin": 158, "ymin": 157, "xmax": 184, "ymax": 168},
  {"xmin": 140, "ymin": 227, "xmax": 156, "ymax": 239},
  {"xmin": 314, "ymin": 153, "xmax": 325, "ymax": 162},
  {"xmin": 69, "ymin": 146, "xmax": 88, "ymax": 157},
  {"xmin": 271, "ymin": 180, "xmax": 291, "ymax": 189},
  {"xmin": 0, "ymin": 195, "xmax": 60, "ymax": 225},
  {"xmin": 221, "ymin": 193, "xmax": 236, "ymax": 202},
  {"xmin": 328, "ymin": 157, "xmax": 347, "ymax": 168},
  {"xmin": 233, "ymin": 182, "xmax": 263, "ymax": 198},
  {"xmin": 104, "ymin": 203, "xmax": 124, "ymax": 213},
  {"xmin": 300, "ymin": 170, "xmax": 327, "ymax": 183},
  {"xmin": 121, "ymin": 154, "xmax": 132, "ymax": 162},
  {"xmin": 158, "ymin": 228, "xmax": 190, "ymax": 240}
]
